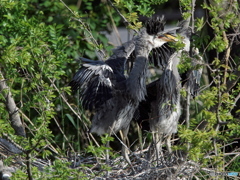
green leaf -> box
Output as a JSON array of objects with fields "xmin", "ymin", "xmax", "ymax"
[{"xmin": 66, "ymin": 114, "xmax": 77, "ymax": 129}]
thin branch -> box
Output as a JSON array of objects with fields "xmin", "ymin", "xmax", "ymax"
[
  {"xmin": 230, "ymin": 92, "xmax": 240, "ymax": 113},
  {"xmin": 224, "ymin": 154, "xmax": 240, "ymax": 168},
  {"xmin": 106, "ymin": 2, "xmax": 122, "ymax": 45},
  {"xmin": 48, "ymin": 78, "xmax": 100, "ymax": 148},
  {"xmin": 76, "ymin": 0, "xmax": 82, "ymax": 9},
  {"xmin": 181, "ymin": 0, "xmax": 197, "ymax": 151},
  {"xmin": 216, "ymin": 74, "xmax": 222, "ymax": 125},
  {"xmin": 48, "ymin": 78, "xmax": 85, "ymax": 127},
  {"xmin": 191, "ymin": 0, "xmax": 196, "ymax": 33},
  {"xmin": 107, "ymin": 0, "xmax": 137, "ymax": 33},
  {"xmin": 110, "ymin": 127, "xmax": 131, "ymax": 154},
  {"xmin": 222, "ymin": 31, "xmax": 233, "ymax": 85},
  {"xmin": 60, "ymin": 0, "xmax": 106, "ymax": 59},
  {"xmin": 222, "ymin": 38, "xmax": 230, "ymax": 85},
  {"xmin": 52, "ymin": 117, "xmax": 75, "ymax": 152},
  {"xmin": 18, "ymin": 109, "xmax": 60, "ymax": 155},
  {"xmin": 70, "ymin": 17, "xmax": 106, "ymax": 59}
]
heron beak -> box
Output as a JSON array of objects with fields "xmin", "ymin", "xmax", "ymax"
[{"xmin": 161, "ymin": 34, "xmax": 177, "ymax": 42}]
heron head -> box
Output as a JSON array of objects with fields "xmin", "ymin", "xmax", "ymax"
[
  {"xmin": 151, "ymin": 33, "xmax": 178, "ymax": 48},
  {"xmin": 145, "ymin": 16, "xmax": 179, "ymax": 48}
]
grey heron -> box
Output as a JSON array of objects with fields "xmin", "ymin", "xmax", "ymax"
[
  {"xmin": 69, "ymin": 16, "xmax": 178, "ymax": 167},
  {"xmin": 134, "ymin": 20, "xmax": 192, "ymax": 162}
]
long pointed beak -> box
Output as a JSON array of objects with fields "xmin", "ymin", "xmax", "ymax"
[{"xmin": 160, "ymin": 34, "xmax": 177, "ymax": 42}]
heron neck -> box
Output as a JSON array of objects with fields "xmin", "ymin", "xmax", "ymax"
[
  {"xmin": 168, "ymin": 51, "xmax": 180, "ymax": 66},
  {"xmin": 134, "ymin": 30, "xmax": 153, "ymax": 57},
  {"xmin": 126, "ymin": 55, "xmax": 148, "ymax": 102},
  {"xmin": 166, "ymin": 51, "xmax": 181, "ymax": 82}
]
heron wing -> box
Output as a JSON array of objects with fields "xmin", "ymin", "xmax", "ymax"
[
  {"xmin": 127, "ymin": 43, "xmax": 175, "ymax": 71},
  {"xmin": 149, "ymin": 44, "xmax": 175, "ymax": 69},
  {"xmin": 69, "ymin": 58, "xmax": 115, "ymax": 110},
  {"xmin": 70, "ymin": 40, "xmax": 135, "ymax": 110},
  {"xmin": 107, "ymin": 40, "xmax": 135, "ymax": 76},
  {"xmin": 188, "ymin": 69, "xmax": 202, "ymax": 97},
  {"xmin": 186, "ymin": 48, "xmax": 203, "ymax": 97}
]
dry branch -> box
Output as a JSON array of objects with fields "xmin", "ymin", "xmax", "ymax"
[{"xmin": 0, "ymin": 70, "xmax": 25, "ymax": 137}]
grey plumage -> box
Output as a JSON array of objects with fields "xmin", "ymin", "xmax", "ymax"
[
  {"xmin": 149, "ymin": 43, "xmax": 175, "ymax": 69},
  {"xmin": 150, "ymin": 51, "xmax": 182, "ymax": 158},
  {"xmin": 70, "ymin": 39, "xmax": 136, "ymax": 134},
  {"xmin": 151, "ymin": 51, "xmax": 182, "ymax": 134},
  {"xmin": 69, "ymin": 40, "xmax": 135, "ymax": 111},
  {"xmin": 134, "ymin": 20, "xmax": 192, "ymax": 161},
  {"xmin": 153, "ymin": 20, "xmax": 190, "ymax": 135},
  {"xmin": 186, "ymin": 48, "xmax": 203, "ymax": 98},
  {"xmin": 69, "ymin": 17, "xmax": 175, "ymax": 135},
  {"xmin": 69, "ymin": 17, "xmax": 177, "ymax": 167}
]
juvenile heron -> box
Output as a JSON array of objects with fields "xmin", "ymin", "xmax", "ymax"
[
  {"xmin": 69, "ymin": 17, "xmax": 177, "ymax": 167},
  {"xmin": 134, "ymin": 20, "xmax": 192, "ymax": 162}
]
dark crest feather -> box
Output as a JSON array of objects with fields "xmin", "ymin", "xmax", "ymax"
[{"xmin": 146, "ymin": 16, "xmax": 165, "ymax": 35}]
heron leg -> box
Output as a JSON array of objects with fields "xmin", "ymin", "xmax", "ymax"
[
  {"xmin": 165, "ymin": 134, "xmax": 172, "ymax": 153},
  {"xmin": 155, "ymin": 131, "xmax": 164, "ymax": 165},
  {"xmin": 105, "ymin": 140, "xmax": 110, "ymax": 163},
  {"xmin": 105, "ymin": 140, "xmax": 110, "ymax": 177},
  {"xmin": 120, "ymin": 127, "xmax": 135, "ymax": 172},
  {"xmin": 146, "ymin": 140, "xmax": 154, "ymax": 165},
  {"xmin": 149, "ymin": 132, "xmax": 156, "ymax": 163},
  {"xmin": 150, "ymin": 131, "xmax": 163, "ymax": 166}
]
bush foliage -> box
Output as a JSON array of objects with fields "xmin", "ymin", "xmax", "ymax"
[{"xmin": 0, "ymin": 0, "xmax": 239, "ymax": 179}]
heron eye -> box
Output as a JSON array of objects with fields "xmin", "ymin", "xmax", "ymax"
[{"xmin": 158, "ymin": 35, "xmax": 164, "ymax": 38}]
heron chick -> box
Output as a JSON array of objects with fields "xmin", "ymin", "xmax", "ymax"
[
  {"xmin": 134, "ymin": 20, "xmax": 191, "ymax": 164},
  {"xmin": 69, "ymin": 16, "xmax": 177, "ymax": 168}
]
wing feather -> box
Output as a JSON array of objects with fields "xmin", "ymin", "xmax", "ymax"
[{"xmin": 69, "ymin": 59, "xmax": 115, "ymax": 110}]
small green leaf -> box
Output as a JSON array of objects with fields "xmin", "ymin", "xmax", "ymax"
[{"xmin": 66, "ymin": 114, "xmax": 77, "ymax": 129}]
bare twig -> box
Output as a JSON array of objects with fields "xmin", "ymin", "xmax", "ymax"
[
  {"xmin": 106, "ymin": 2, "xmax": 122, "ymax": 45},
  {"xmin": 52, "ymin": 117, "xmax": 75, "ymax": 152},
  {"xmin": 48, "ymin": 78, "xmax": 100, "ymax": 148},
  {"xmin": 222, "ymin": 32, "xmax": 230, "ymax": 85},
  {"xmin": 182, "ymin": 0, "xmax": 197, "ymax": 150},
  {"xmin": 18, "ymin": 109, "xmax": 60, "ymax": 155},
  {"xmin": 224, "ymin": 154, "xmax": 240, "ymax": 168},
  {"xmin": 60, "ymin": 0, "xmax": 106, "ymax": 59},
  {"xmin": 70, "ymin": 17, "xmax": 106, "ymax": 59},
  {"xmin": 106, "ymin": 0, "xmax": 138, "ymax": 33},
  {"xmin": 48, "ymin": 78, "xmax": 86, "ymax": 128},
  {"xmin": 231, "ymin": 93, "xmax": 240, "ymax": 112},
  {"xmin": 191, "ymin": 0, "xmax": 196, "ymax": 31},
  {"xmin": 222, "ymin": 27, "xmax": 239, "ymax": 86}
]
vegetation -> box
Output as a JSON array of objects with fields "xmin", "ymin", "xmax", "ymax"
[{"xmin": 0, "ymin": 0, "xmax": 239, "ymax": 179}]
